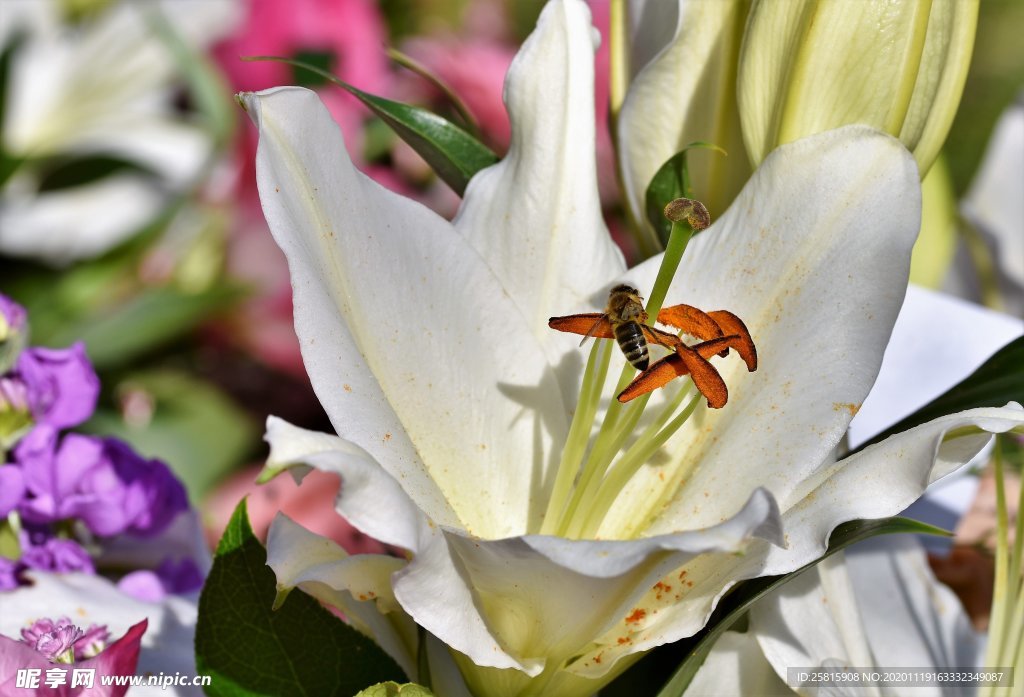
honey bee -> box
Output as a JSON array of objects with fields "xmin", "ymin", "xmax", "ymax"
[
  {"xmin": 580, "ymin": 284, "xmax": 658, "ymax": 371},
  {"xmin": 549, "ymin": 287, "xmax": 758, "ymax": 408}
]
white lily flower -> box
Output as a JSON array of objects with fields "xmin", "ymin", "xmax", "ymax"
[
  {"xmin": 0, "ymin": 0, "xmax": 239, "ymax": 264},
  {"xmin": 960, "ymin": 98, "xmax": 1024, "ymax": 316},
  {"xmin": 686, "ymin": 537, "xmax": 981, "ymax": 697},
  {"xmin": 240, "ymin": 1, "xmax": 1023, "ymax": 694},
  {"xmin": 0, "ymin": 571, "xmax": 202, "ymax": 696}
]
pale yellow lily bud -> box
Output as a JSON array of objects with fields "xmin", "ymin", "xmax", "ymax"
[{"xmin": 738, "ymin": 0, "xmax": 978, "ymax": 176}]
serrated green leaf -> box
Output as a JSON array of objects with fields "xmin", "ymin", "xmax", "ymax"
[
  {"xmin": 355, "ymin": 682, "xmax": 435, "ymax": 697},
  {"xmin": 82, "ymin": 370, "xmax": 256, "ymax": 502},
  {"xmin": 644, "ymin": 142, "xmax": 727, "ymax": 246},
  {"xmin": 196, "ymin": 501, "xmax": 407, "ymax": 696},
  {"xmin": 244, "ymin": 57, "xmax": 499, "ymax": 196},
  {"xmin": 655, "ymin": 517, "xmax": 949, "ymax": 697},
  {"xmin": 855, "ymin": 336, "xmax": 1024, "ymax": 453}
]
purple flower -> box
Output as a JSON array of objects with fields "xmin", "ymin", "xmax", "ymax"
[
  {"xmin": 30, "ymin": 620, "xmax": 84, "ymax": 663},
  {"xmin": 74, "ymin": 623, "xmax": 111, "ymax": 660},
  {"xmin": 18, "ymin": 616, "xmax": 109, "ymax": 663},
  {"xmin": 20, "ymin": 535, "xmax": 95, "ymax": 575},
  {"xmin": 0, "ymin": 294, "xmax": 26, "ymax": 336},
  {"xmin": 15, "ymin": 343, "xmax": 99, "ymax": 430},
  {"xmin": 0, "ymin": 557, "xmax": 21, "ymax": 590},
  {"xmin": 17, "ymin": 431, "xmax": 188, "ymax": 538},
  {"xmin": 117, "ymin": 556, "xmax": 204, "ymax": 602},
  {"xmin": 0, "ymin": 464, "xmax": 25, "ymax": 517}
]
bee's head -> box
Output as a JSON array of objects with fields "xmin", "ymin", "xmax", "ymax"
[{"xmin": 610, "ymin": 284, "xmax": 638, "ymax": 296}]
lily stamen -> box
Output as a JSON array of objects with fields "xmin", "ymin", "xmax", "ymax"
[{"xmin": 540, "ymin": 195, "xmax": 760, "ymax": 538}]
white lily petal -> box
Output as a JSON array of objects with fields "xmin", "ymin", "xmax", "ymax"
[
  {"xmin": 0, "ymin": 571, "xmax": 199, "ymax": 695},
  {"xmin": 0, "ymin": 173, "xmax": 165, "ymax": 263},
  {"xmin": 394, "ymin": 488, "xmax": 778, "ymax": 679},
  {"xmin": 625, "ymin": 0, "xmax": 679, "ymax": 81},
  {"xmin": 455, "ymin": 0, "xmax": 624, "ymax": 348},
  {"xmin": 751, "ymin": 553, "xmax": 882, "ymax": 697},
  {"xmin": 608, "ymin": 126, "xmax": 921, "ymax": 538},
  {"xmin": 846, "ymin": 537, "xmax": 982, "ymax": 672},
  {"xmin": 264, "ymin": 416, "xmax": 429, "ymax": 552},
  {"xmin": 262, "ymin": 417, "xmax": 524, "ymax": 672},
  {"xmin": 3, "ymin": 0, "xmax": 235, "ymax": 158},
  {"xmin": 761, "ymin": 403, "xmax": 1024, "ymax": 574},
  {"xmin": 618, "ymin": 0, "xmax": 750, "ymax": 226},
  {"xmin": 849, "ymin": 285, "xmax": 1024, "ymax": 448},
  {"xmin": 962, "ymin": 99, "xmax": 1024, "ymax": 291},
  {"xmin": 683, "ymin": 630, "xmax": 791, "ymax": 697},
  {"xmin": 266, "ymin": 514, "xmax": 417, "ymax": 678},
  {"xmin": 244, "ymin": 87, "xmax": 568, "ymax": 537}
]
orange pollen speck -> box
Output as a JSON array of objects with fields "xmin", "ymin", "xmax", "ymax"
[
  {"xmin": 625, "ymin": 609, "xmax": 647, "ymax": 624},
  {"xmin": 617, "ymin": 637, "xmax": 630, "ymax": 645}
]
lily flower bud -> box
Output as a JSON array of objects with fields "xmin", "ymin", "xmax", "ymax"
[{"xmin": 738, "ymin": 0, "xmax": 978, "ymax": 176}]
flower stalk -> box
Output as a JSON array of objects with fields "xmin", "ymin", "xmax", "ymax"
[{"xmin": 542, "ymin": 210, "xmax": 703, "ymax": 538}]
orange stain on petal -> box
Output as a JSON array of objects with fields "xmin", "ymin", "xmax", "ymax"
[{"xmin": 625, "ymin": 609, "xmax": 647, "ymax": 624}]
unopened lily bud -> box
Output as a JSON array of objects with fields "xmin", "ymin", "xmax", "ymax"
[
  {"xmin": 664, "ymin": 197, "xmax": 711, "ymax": 231},
  {"xmin": 738, "ymin": 0, "xmax": 977, "ymax": 176}
]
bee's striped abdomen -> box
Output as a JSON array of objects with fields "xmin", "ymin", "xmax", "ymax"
[{"xmin": 614, "ymin": 321, "xmax": 649, "ymax": 371}]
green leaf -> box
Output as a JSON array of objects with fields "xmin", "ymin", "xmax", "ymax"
[
  {"xmin": 82, "ymin": 370, "xmax": 256, "ymax": 503},
  {"xmin": 644, "ymin": 142, "xmax": 727, "ymax": 246},
  {"xmin": 655, "ymin": 517, "xmax": 948, "ymax": 697},
  {"xmin": 854, "ymin": 336, "xmax": 1024, "ymax": 453},
  {"xmin": 44, "ymin": 284, "xmax": 243, "ymax": 371},
  {"xmin": 243, "ymin": 56, "xmax": 499, "ymax": 196},
  {"xmin": 355, "ymin": 683, "xmax": 435, "ymax": 697},
  {"xmin": 196, "ymin": 501, "xmax": 407, "ymax": 696}
]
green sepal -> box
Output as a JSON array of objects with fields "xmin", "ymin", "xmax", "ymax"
[
  {"xmin": 644, "ymin": 142, "xmax": 727, "ymax": 246},
  {"xmin": 655, "ymin": 517, "xmax": 948, "ymax": 696},
  {"xmin": 195, "ymin": 499, "xmax": 407, "ymax": 696},
  {"xmin": 244, "ymin": 56, "xmax": 499, "ymax": 196}
]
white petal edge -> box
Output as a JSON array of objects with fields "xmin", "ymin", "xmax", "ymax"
[
  {"xmin": 266, "ymin": 514, "xmax": 417, "ymax": 679},
  {"xmin": 761, "ymin": 403, "xmax": 1024, "ymax": 574},
  {"xmin": 244, "ymin": 87, "xmax": 568, "ymax": 537},
  {"xmin": 261, "ymin": 417, "xmax": 533, "ymax": 674},
  {"xmin": 454, "ymin": 0, "xmax": 625, "ymax": 353}
]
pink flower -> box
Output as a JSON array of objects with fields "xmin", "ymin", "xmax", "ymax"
[{"xmin": 0, "ymin": 619, "xmax": 146, "ymax": 696}]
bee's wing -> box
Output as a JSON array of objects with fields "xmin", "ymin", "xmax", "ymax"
[
  {"xmin": 642, "ymin": 325, "xmax": 682, "ymax": 350},
  {"xmin": 548, "ymin": 313, "xmax": 614, "ymax": 346}
]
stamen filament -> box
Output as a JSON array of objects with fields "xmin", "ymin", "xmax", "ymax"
[
  {"xmin": 554, "ymin": 365, "xmax": 644, "ymax": 536},
  {"xmin": 541, "ymin": 340, "xmax": 612, "ymax": 534},
  {"xmin": 579, "ymin": 389, "xmax": 702, "ymax": 538}
]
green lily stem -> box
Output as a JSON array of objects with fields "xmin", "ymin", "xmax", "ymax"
[
  {"xmin": 540, "ymin": 340, "xmax": 612, "ymax": 534},
  {"xmin": 646, "ymin": 221, "xmax": 694, "ymax": 320},
  {"xmin": 980, "ymin": 438, "xmax": 1023, "ymax": 694}
]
